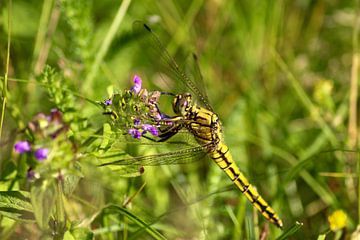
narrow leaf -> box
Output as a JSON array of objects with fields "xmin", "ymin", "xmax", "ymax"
[{"xmin": 276, "ymin": 221, "xmax": 303, "ymax": 240}]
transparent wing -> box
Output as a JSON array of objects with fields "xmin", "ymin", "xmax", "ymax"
[
  {"xmin": 98, "ymin": 143, "xmax": 211, "ymax": 167},
  {"xmin": 188, "ymin": 53, "xmax": 211, "ymax": 107},
  {"xmin": 133, "ymin": 21, "xmax": 214, "ymax": 112}
]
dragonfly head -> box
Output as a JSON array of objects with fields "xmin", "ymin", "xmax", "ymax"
[{"xmin": 173, "ymin": 93, "xmax": 192, "ymax": 116}]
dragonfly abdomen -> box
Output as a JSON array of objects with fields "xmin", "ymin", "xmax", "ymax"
[
  {"xmin": 172, "ymin": 94, "xmax": 283, "ymax": 228},
  {"xmin": 210, "ymin": 142, "xmax": 283, "ymax": 228}
]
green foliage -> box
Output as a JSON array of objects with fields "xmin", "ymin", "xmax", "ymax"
[
  {"xmin": 30, "ymin": 179, "xmax": 57, "ymax": 230},
  {"xmin": 0, "ymin": 0, "xmax": 359, "ymax": 239},
  {"xmin": 60, "ymin": 0, "xmax": 93, "ymax": 65},
  {"xmin": 0, "ymin": 191, "xmax": 35, "ymax": 222},
  {"xmin": 39, "ymin": 65, "xmax": 74, "ymax": 112}
]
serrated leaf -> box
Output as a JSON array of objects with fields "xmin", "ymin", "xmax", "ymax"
[
  {"xmin": 0, "ymin": 191, "xmax": 35, "ymax": 222},
  {"xmin": 30, "ymin": 180, "xmax": 57, "ymax": 230}
]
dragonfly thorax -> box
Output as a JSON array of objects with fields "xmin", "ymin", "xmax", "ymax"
[{"xmin": 172, "ymin": 93, "xmax": 193, "ymax": 116}]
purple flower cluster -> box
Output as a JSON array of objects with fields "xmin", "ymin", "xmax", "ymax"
[
  {"xmin": 128, "ymin": 118, "xmax": 159, "ymax": 139},
  {"xmin": 13, "ymin": 109, "xmax": 71, "ymax": 182},
  {"xmin": 28, "ymin": 108, "xmax": 66, "ymax": 140},
  {"xmin": 14, "ymin": 140, "xmax": 49, "ymax": 161},
  {"xmin": 128, "ymin": 128, "xmax": 142, "ymax": 139},
  {"xmin": 101, "ymin": 75, "xmax": 168, "ymax": 140},
  {"xmin": 142, "ymin": 124, "xmax": 159, "ymax": 136}
]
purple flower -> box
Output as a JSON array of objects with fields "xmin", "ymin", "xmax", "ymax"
[
  {"xmin": 27, "ymin": 169, "xmax": 36, "ymax": 181},
  {"xmin": 104, "ymin": 99, "xmax": 112, "ymax": 106},
  {"xmin": 149, "ymin": 127, "xmax": 159, "ymax": 136},
  {"xmin": 142, "ymin": 124, "xmax": 159, "ymax": 136},
  {"xmin": 128, "ymin": 128, "xmax": 141, "ymax": 139},
  {"xmin": 34, "ymin": 148, "xmax": 49, "ymax": 161},
  {"xmin": 14, "ymin": 141, "xmax": 31, "ymax": 153},
  {"xmin": 133, "ymin": 118, "xmax": 141, "ymax": 126},
  {"xmin": 130, "ymin": 75, "xmax": 142, "ymax": 94}
]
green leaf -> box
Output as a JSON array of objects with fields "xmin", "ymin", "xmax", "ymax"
[
  {"xmin": 0, "ymin": 191, "xmax": 35, "ymax": 222},
  {"xmin": 30, "ymin": 180, "xmax": 57, "ymax": 230}
]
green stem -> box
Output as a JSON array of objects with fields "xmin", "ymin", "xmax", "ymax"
[{"xmin": 0, "ymin": 0, "xmax": 12, "ymax": 141}]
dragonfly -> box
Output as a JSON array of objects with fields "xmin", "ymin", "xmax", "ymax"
[{"xmin": 100, "ymin": 21, "xmax": 283, "ymax": 228}]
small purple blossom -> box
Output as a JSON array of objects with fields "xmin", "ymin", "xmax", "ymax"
[
  {"xmin": 128, "ymin": 128, "xmax": 141, "ymax": 139},
  {"xmin": 133, "ymin": 118, "xmax": 141, "ymax": 126},
  {"xmin": 34, "ymin": 148, "xmax": 49, "ymax": 161},
  {"xmin": 142, "ymin": 124, "xmax": 159, "ymax": 137},
  {"xmin": 104, "ymin": 99, "xmax": 112, "ymax": 106},
  {"xmin": 130, "ymin": 75, "xmax": 142, "ymax": 94},
  {"xmin": 149, "ymin": 127, "xmax": 159, "ymax": 136},
  {"xmin": 27, "ymin": 169, "xmax": 36, "ymax": 181},
  {"xmin": 142, "ymin": 124, "xmax": 153, "ymax": 131},
  {"xmin": 14, "ymin": 141, "xmax": 31, "ymax": 153}
]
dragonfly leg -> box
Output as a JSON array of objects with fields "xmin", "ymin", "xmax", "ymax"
[
  {"xmin": 157, "ymin": 127, "xmax": 180, "ymax": 142},
  {"xmin": 142, "ymin": 124, "xmax": 183, "ymax": 142}
]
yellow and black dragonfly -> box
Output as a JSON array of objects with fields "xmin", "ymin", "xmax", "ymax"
[{"xmin": 99, "ymin": 21, "xmax": 283, "ymax": 228}]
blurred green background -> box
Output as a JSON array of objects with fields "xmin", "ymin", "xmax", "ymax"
[{"xmin": 0, "ymin": 0, "xmax": 359, "ymax": 239}]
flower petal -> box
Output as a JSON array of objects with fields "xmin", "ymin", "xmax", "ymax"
[
  {"xmin": 34, "ymin": 148, "xmax": 49, "ymax": 161},
  {"xmin": 14, "ymin": 141, "xmax": 31, "ymax": 153}
]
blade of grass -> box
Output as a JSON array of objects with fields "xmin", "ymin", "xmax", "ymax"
[
  {"xmin": 358, "ymin": 151, "xmax": 360, "ymax": 226},
  {"xmin": 276, "ymin": 221, "xmax": 303, "ymax": 240},
  {"xmin": 31, "ymin": 0, "xmax": 54, "ymax": 75},
  {"xmin": 273, "ymin": 50, "xmax": 339, "ymax": 148},
  {"xmin": 165, "ymin": 0, "xmax": 204, "ymax": 55},
  {"xmin": 84, "ymin": 0, "xmax": 131, "ymax": 94},
  {"xmin": 103, "ymin": 205, "xmax": 167, "ymax": 240},
  {"xmin": 348, "ymin": 0, "xmax": 359, "ymax": 149},
  {"xmin": 350, "ymin": 0, "xmax": 360, "ymax": 225},
  {"xmin": 0, "ymin": 0, "xmax": 12, "ymax": 141},
  {"xmin": 246, "ymin": 133, "xmax": 338, "ymax": 207}
]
